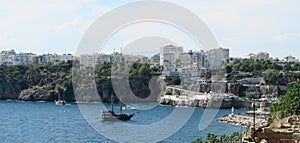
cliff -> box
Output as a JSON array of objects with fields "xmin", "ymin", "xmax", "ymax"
[
  {"xmin": 244, "ymin": 115, "xmax": 300, "ymax": 143},
  {"xmin": 0, "ymin": 76, "xmax": 21, "ymax": 100},
  {"xmin": 0, "ymin": 63, "xmax": 75, "ymax": 101},
  {"xmin": 187, "ymin": 83, "xmax": 287, "ymax": 97}
]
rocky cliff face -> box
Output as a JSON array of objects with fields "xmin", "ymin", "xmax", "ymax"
[
  {"xmin": 95, "ymin": 77, "xmax": 160, "ymax": 102},
  {"xmin": 186, "ymin": 83, "xmax": 286, "ymax": 97},
  {"xmin": 18, "ymin": 84, "xmax": 58, "ymax": 101},
  {"xmin": 0, "ymin": 77, "xmax": 20, "ymax": 100},
  {"xmin": 17, "ymin": 76, "xmax": 75, "ymax": 102}
]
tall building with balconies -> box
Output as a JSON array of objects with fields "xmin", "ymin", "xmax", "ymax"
[
  {"xmin": 257, "ymin": 52, "xmax": 269, "ymax": 60},
  {"xmin": 61, "ymin": 54, "xmax": 73, "ymax": 62},
  {"xmin": 206, "ymin": 47, "xmax": 229, "ymax": 70},
  {"xmin": 150, "ymin": 53, "xmax": 160, "ymax": 67},
  {"xmin": 80, "ymin": 53, "xmax": 99, "ymax": 67},
  {"xmin": 160, "ymin": 45, "xmax": 183, "ymax": 68},
  {"xmin": 247, "ymin": 52, "xmax": 269, "ymax": 60}
]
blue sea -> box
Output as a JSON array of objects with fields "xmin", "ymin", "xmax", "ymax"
[{"xmin": 0, "ymin": 100, "xmax": 248, "ymax": 143}]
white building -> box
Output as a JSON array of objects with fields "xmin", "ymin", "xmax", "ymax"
[
  {"xmin": 123, "ymin": 54, "xmax": 149, "ymax": 63},
  {"xmin": 110, "ymin": 52, "xmax": 124, "ymax": 63},
  {"xmin": 0, "ymin": 54, "xmax": 5, "ymax": 65},
  {"xmin": 206, "ymin": 47, "xmax": 229, "ymax": 70},
  {"xmin": 284, "ymin": 55, "xmax": 298, "ymax": 62},
  {"xmin": 257, "ymin": 52, "xmax": 269, "ymax": 60},
  {"xmin": 160, "ymin": 45, "xmax": 183, "ymax": 68},
  {"xmin": 247, "ymin": 53, "xmax": 256, "ymax": 59},
  {"xmin": 0, "ymin": 50, "xmax": 16, "ymax": 66},
  {"xmin": 26, "ymin": 53, "xmax": 36, "ymax": 65},
  {"xmin": 247, "ymin": 52, "xmax": 269, "ymax": 60},
  {"xmin": 80, "ymin": 53, "xmax": 99, "ymax": 67},
  {"xmin": 98, "ymin": 54, "xmax": 112, "ymax": 63},
  {"xmin": 150, "ymin": 53, "xmax": 160, "ymax": 66},
  {"xmin": 60, "ymin": 54, "xmax": 73, "ymax": 62},
  {"xmin": 11, "ymin": 53, "xmax": 29, "ymax": 65}
]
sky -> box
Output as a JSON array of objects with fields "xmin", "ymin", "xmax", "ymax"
[{"xmin": 0, "ymin": 0, "xmax": 299, "ymax": 59}]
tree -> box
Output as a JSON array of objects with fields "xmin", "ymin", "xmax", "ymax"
[
  {"xmin": 193, "ymin": 132, "xmax": 242, "ymax": 143},
  {"xmin": 225, "ymin": 65, "xmax": 233, "ymax": 73},
  {"xmin": 270, "ymin": 81, "xmax": 300, "ymax": 120},
  {"xmin": 263, "ymin": 70, "xmax": 279, "ymax": 85},
  {"xmin": 245, "ymin": 92, "xmax": 260, "ymax": 99},
  {"xmin": 138, "ymin": 63, "xmax": 151, "ymax": 79}
]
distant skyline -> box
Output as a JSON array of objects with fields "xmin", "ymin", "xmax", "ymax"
[{"xmin": 0, "ymin": 0, "xmax": 299, "ymax": 59}]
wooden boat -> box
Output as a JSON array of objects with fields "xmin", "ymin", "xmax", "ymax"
[{"xmin": 101, "ymin": 96, "xmax": 137, "ymax": 121}]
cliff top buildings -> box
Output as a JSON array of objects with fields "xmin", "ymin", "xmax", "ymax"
[
  {"xmin": 247, "ymin": 52, "xmax": 270, "ymax": 60},
  {"xmin": 0, "ymin": 50, "xmax": 73, "ymax": 66}
]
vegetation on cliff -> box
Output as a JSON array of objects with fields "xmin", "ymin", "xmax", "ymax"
[
  {"xmin": 0, "ymin": 61, "xmax": 73, "ymax": 100},
  {"xmin": 226, "ymin": 59, "xmax": 300, "ymax": 85},
  {"xmin": 0, "ymin": 61, "xmax": 163, "ymax": 101},
  {"xmin": 193, "ymin": 132, "xmax": 242, "ymax": 143},
  {"xmin": 95, "ymin": 62, "xmax": 161, "ymax": 82},
  {"xmin": 227, "ymin": 59, "xmax": 300, "ymax": 72},
  {"xmin": 270, "ymin": 81, "xmax": 300, "ymax": 120}
]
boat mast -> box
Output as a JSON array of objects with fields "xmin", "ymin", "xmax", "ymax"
[
  {"xmin": 111, "ymin": 96, "xmax": 114, "ymax": 112},
  {"xmin": 119, "ymin": 97, "xmax": 123, "ymax": 114}
]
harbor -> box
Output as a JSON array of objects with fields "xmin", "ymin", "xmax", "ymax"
[{"xmin": 159, "ymin": 86, "xmax": 271, "ymax": 109}]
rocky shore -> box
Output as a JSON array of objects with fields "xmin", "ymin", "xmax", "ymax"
[
  {"xmin": 159, "ymin": 95, "xmax": 271, "ymax": 109},
  {"xmin": 243, "ymin": 115, "xmax": 300, "ymax": 143},
  {"xmin": 217, "ymin": 114, "xmax": 269, "ymax": 127}
]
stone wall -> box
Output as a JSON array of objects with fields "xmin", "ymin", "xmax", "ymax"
[
  {"xmin": 187, "ymin": 83, "xmax": 287, "ymax": 97},
  {"xmin": 256, "ymin": 128, "xmax": 295, "ymax": 143}
]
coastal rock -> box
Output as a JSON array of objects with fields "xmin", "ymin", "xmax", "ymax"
[
  {"xmin": 18, "ymin": 83, "xmax": 58, "ymax": 101},
  {"xmin": 0, "ymin": 77, "xmax": 22, "ymax": 100}
]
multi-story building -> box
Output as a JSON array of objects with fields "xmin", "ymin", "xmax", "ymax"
[
  {"xmin": 61, "ymin": 54, "xmax": 73, "ymax": 62},
  {"xmin": 11, "ymin": 53, "xmax": 29, "ymax": 65},
  {"xmin": 188, "ymin": 50, "xmax": 210, "ymax": 77},
  {"xmin": 284, "ymin": 55, "xmax": 298, "ymax": 62},
  {"xmin": 247, "ymin": 52, "xmax": 270, "ymax": 60},
  {"xmin": 247, "ymin": 53, "xmax": 256, "ymax": 59},
  {"xmin": 160, "ymin": 45, "xmax": 183, "ymax": 67},
  {"xmin": 33, "ymin": 54, "xmax": 60, "ymax": 65},
  {"xmin": 110, "ymin": 52, "xmax": 124, "ymax": 63},
  {"xmin": 191, "ymin": 50, "xmax": 210, "ymax": 69},
  {"xmin": 150, "ymin": 53, "xmax": 160, "ymax": 67},
  {"xmin": 33, "ymin": 55, "xmax": 45, "ymax": 65},
  {"xmin": 160, "ymin": 45, "xmax": 183, "ymax": 76},
  {"xmin": 0, "ymin": 54, "xmax": 5, "ymax": 65},
  {"xmin": 206, "ymin": 47, "xmax": 229, "ymax": 70},
  {"xmin": 0, "ymin": 50, "xmax": 16, "ymax": 66},
  {"xmin": 123, "ymin": 54, "xmax": 149, "ymax": 63},
  {"xmin": 98, "ymin": 54, "xmax": 112, "ymax": 63},
  {"xmin": 257, "ymin": 52, "xmax": 269, "ymax": 60},
  {"xmin": 26, "ymin": 53, "xmax": 36, "ymax": 65},
  {"xmin": 80, "ymin": 53, "xmax": 99, "ymax": 67},
  {"xmin": 0, "ymin": 49, "xmax": 76, "ymax": 66}
]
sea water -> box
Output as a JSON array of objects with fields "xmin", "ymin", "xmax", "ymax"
[{"xmin": 0, "ymin": 101, "xmax": 247, "ymax": 143}]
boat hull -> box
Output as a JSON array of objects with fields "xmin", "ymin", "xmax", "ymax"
[{"xmin": 101, "ymin": 110, "xmax": 135, "ymax": 121}]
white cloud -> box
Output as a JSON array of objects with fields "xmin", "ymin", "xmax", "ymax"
[
  {"xmin": 276, "ymin": 32, "xmax": 300, "ymax": 40},
  {"xmin": 50, "ymin": 18, "xmax": 94, "ymax": 34},
  {"xmin": 247, "ymin": 18, "xmax": 271, "ymax": 33},
  {"xmin": 223, "ymin": 37, "xmax": 238, "ymax": 42},
  {"xmin": 0, "ymin": 0, "xmax": 299, "ymax": 58}
]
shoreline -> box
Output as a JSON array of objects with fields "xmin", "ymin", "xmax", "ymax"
[
  {"xmin": 159, "ymin": 97, "xmax": 271, "ymax": 109},
  {"xmin": 217, "ymin": 114, "xmax": 269, "ymax": 127},
  {"xmin": 1, "ymin": 98, "xmax": 271, "ymax": 110}
]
